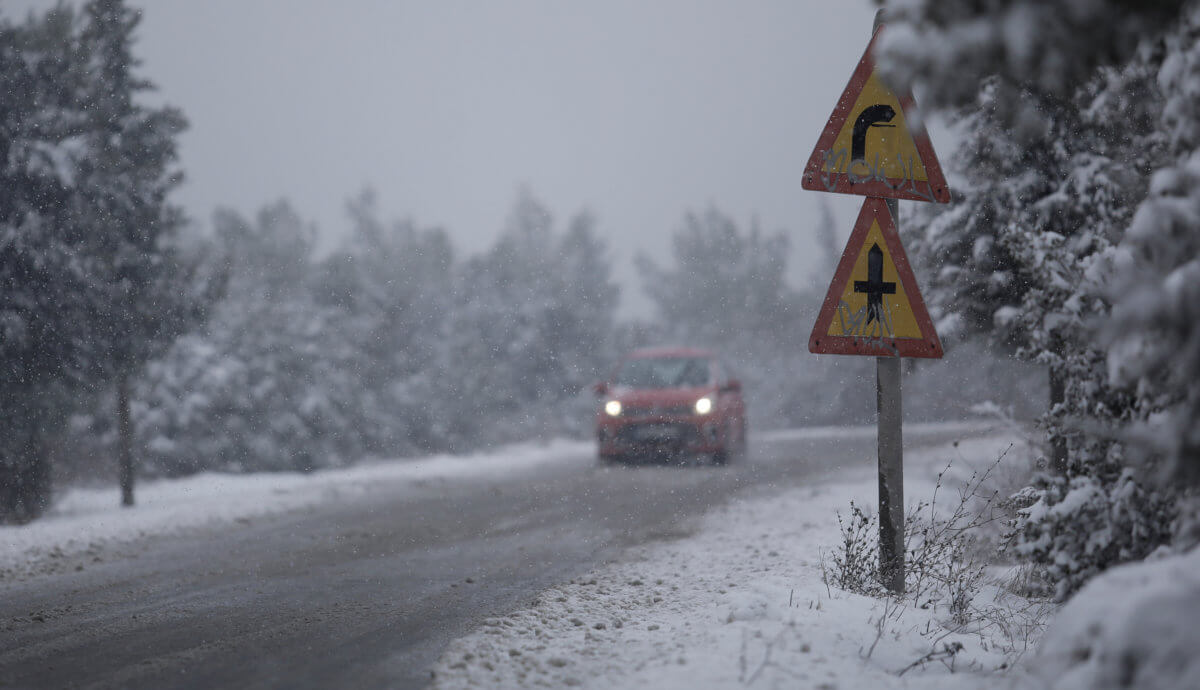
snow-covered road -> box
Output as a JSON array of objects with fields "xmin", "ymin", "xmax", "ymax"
[
  {"xmin": 1, "ymin": 421, "xmax": 1014, "ymax": 689},
  {"xmin": 1, "ymin": 438, "xmax": 596, "ymax": 582}
]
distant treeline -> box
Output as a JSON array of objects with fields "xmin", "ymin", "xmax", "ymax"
[{"xmin": 58, "ymin": 190, "xmax": 1040, "ymax": 483}]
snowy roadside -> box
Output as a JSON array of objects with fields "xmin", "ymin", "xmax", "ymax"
[
  {"xmin": 0, "ymin": 438, "xmax": 593, "ymax": 581},
  {"xmin": 430, "ymin": 428, "xmax": 1046, "ymax": 690}
]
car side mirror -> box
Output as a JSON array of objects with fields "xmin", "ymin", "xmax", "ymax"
[
  {"xmin": 593, "ymin": 381, "xmax": 610, "ymax": 397},
  {"xmin": 722, "ymin": 379, "xmax": 742, "ymax": 394}
]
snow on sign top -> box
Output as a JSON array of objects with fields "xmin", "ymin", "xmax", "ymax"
[
  {"xmin": 810, "ymin": 198, "xmax": 943, "ymax": 358},
  {"xmin": 801, "ymin": 27, "xmax": 950, "ymax": 203}
]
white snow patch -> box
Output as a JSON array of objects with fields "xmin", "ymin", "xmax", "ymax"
[
  {"xmin": 760, "ymin": 419, "xmax": 992, "ymax": 443},
  {"xmin": 1033, "ymin": 547, "xmax": 1200, "ymax": 690},
  {"xmin": 0, "ymin": 438, "xmax": 592, "ymax": 578}
]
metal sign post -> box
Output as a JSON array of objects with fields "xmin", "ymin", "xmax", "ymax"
[{"xmin": 876, "ymin": 199, "xmax": 904, "ymax": 594}]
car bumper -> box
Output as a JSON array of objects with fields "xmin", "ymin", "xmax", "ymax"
[{"xmin": 596, "ymin": 416, "xmax": 724, "ymax": 456}]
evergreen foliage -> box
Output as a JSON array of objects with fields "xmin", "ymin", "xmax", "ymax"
[
  {"xmin": 1105, "ymin": 5, "xmax": 1200, "ymax": 487},
  {"xmin": 885, "ymin": 0, "xmax": 1200, "ymax": 596},
  {"xmin": 0, "ymin": 1, "xmax": 199, "ymax": 520},
  {"xmin": 132, "ymin": 189, "xmax": 623, "ymax": 471},
  {"xmin": 136, "ymin": 202, "xmax": 357, "ymax": 474}
]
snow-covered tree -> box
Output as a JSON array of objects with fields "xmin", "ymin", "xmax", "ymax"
[
  {"xmin": 1104, "ymin": 4, "xmax": 1200, "ymax": 490},
  {"xmin": 443, "ymin": 189, "xmax": 619, "ymax": 448},
  {"xmin": 0, "ymin": 1, "xmax": 201, "ymax": 519},
  {"xmin": 637, "ymin": 207, "xmax": 796, "ymax": 345},
  {"xmin": 876, "ymin": 1, "xmax": 1184, "ymax": 125},
  {"xmin": 313, "ymin": 189, "xmax": 456, "ymax": 454},
  {"xmin": 137, "ymin": 202, "xmax": 362, "ymax": 474},
  {"xmin": 71, "ymin": 0, "xmax": 206, "ymax": 505},
  {"xmin": 0, "ymin": 7, "xmax": 87, "ymax": 521},
  {"xmin": 880, "ymin": 0, "xmax": 1198, "ymax": 596},
  {"xmin": 135, "ymin": 187, "xmax": 620, "ymax": 469}
]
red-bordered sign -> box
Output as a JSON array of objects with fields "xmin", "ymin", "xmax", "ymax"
[
  {"xmin": 809, "ymin": 198, "xmax": 943, "ymax": 358},
  {"xmin": 801, "ymin": 27, "xmax": 950, "ymax": 204}
]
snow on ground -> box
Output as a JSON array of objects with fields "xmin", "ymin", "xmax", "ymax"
[
  {"xmin": 0, "ymin": 438, "xmax": 593, "ymax": 580},
  {"xmin": 430, "ymin": 427, "xmax": 1047, "ymax": 690},
  {"xmin": 758, "ymin": 419, "xmax": 991, "ymax": 444},
  {"xmin": 1031, "ymin": 546, "xmax": 1200, "ymax": 690}
]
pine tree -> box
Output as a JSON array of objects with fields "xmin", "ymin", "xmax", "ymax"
[
  {"xmin": 880, "ymin": 0, "xmax": 1193, "ymax": 596},
  {"xmin": 0, "ymin": 3, "xmax": 198, "ymax": 519},
  {"xmin": 1104, "ymin": 5, "xmax": 1200, "ymax": 488},
  {"xmin": 0, "ymin": 7, "xmax": 87, "ymax": 521},
  {"xmin": 137, "ymin": 201, "xmax": 359, "ymax": 475},
  {"xmin": 71, "ymin": 0, "xmax": 205, "ymax": 506},
  {"xmin": 314, "ymin": 189, "xmax": 456, "ymax": 454}
]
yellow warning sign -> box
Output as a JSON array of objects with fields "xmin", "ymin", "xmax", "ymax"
[
  {"xmin": 809, "ymin": 198, "xmax": 943, "ymax": 358},
  {"xmin": 801, "ymin": 27, "xmax": 950, "ymax": 204},
  {"xmin": 828, "ymin": 215, "xmax": 922, "ymax": 339}
]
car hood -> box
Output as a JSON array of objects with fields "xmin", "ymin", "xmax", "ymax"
[{"xmin": 609, "ymin": 386, "xmax": 715, "ymax": 406}]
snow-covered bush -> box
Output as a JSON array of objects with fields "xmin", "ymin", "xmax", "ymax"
[
  {"xmin": 825, "ymin": 460, "xmax": 1006, "ymax": 619},
  {"xmin": 1105, "ymin": 6, "xmax": 1200, "ymax": 487},
  {"xmin": 827, "ymin": 501, "xmax": 881, "ymax": 595},
  {"xmin": 1011, "ymin": 457, "xmax": 1175, "ymax": 600}
]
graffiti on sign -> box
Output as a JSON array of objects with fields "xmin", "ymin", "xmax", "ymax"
[{"xmin": 816, "ymin": 148, "xmax": 940, "ymax": 203}]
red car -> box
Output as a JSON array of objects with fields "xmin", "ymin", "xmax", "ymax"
[{"xmin": 594, "ymin": 347, "xmax": 747, "ymax": 464}]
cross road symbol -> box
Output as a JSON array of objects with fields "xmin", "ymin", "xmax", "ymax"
[
  {"xmin": 853, "ymin": 243, "xmax": 895, "ymax": 325},
  {"xmin": 808, "ymin": 198, "xmax": 942, "ymax": 358}
]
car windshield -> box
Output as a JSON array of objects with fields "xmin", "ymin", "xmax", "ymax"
[{"xmin": 614, "ymin": 357, "xmax": 711, "ymax": 389}]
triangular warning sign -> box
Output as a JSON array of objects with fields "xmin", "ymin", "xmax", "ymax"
[
  {"xmin": 810, "ymin": 198, "xmax": 943, "ymax": 358},
  {"xmin": 801, "ymin": 27, "xmax": 950, "ymax": 204}
]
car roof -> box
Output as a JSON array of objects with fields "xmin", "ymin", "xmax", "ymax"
[{"xmin": 627, "ymin": 346, "xmax": 715, "ymax": 360}]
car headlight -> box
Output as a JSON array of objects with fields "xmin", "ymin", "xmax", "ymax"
[
  {"xmin": 604, "ymin": 400, "xmax": 622, "ymax": 417},
  {"xmin": 695, "ymin": 396, "xmax": 714, "ymax": 415}
]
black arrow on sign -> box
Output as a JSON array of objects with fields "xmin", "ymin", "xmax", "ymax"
[
  {"xmin": 851, "ymin": 104, "xmax": 896, "ymax": 162},
  {"xmin": 853, "ymin": 243, "xmax": 896, "ymax": 325}
]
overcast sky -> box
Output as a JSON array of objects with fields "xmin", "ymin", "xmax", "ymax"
[{"xmin": 10, "ymin": 0, "xmax": 901, "ymax": 315}]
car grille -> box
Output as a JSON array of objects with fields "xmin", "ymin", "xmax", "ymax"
[
  {"xmin": 623, "ymin": 404, "xmax": 692, "ymax": 417},
  {"xmin": 615, "ymin": 423, "xmax": 700, "ymax": 446}
]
